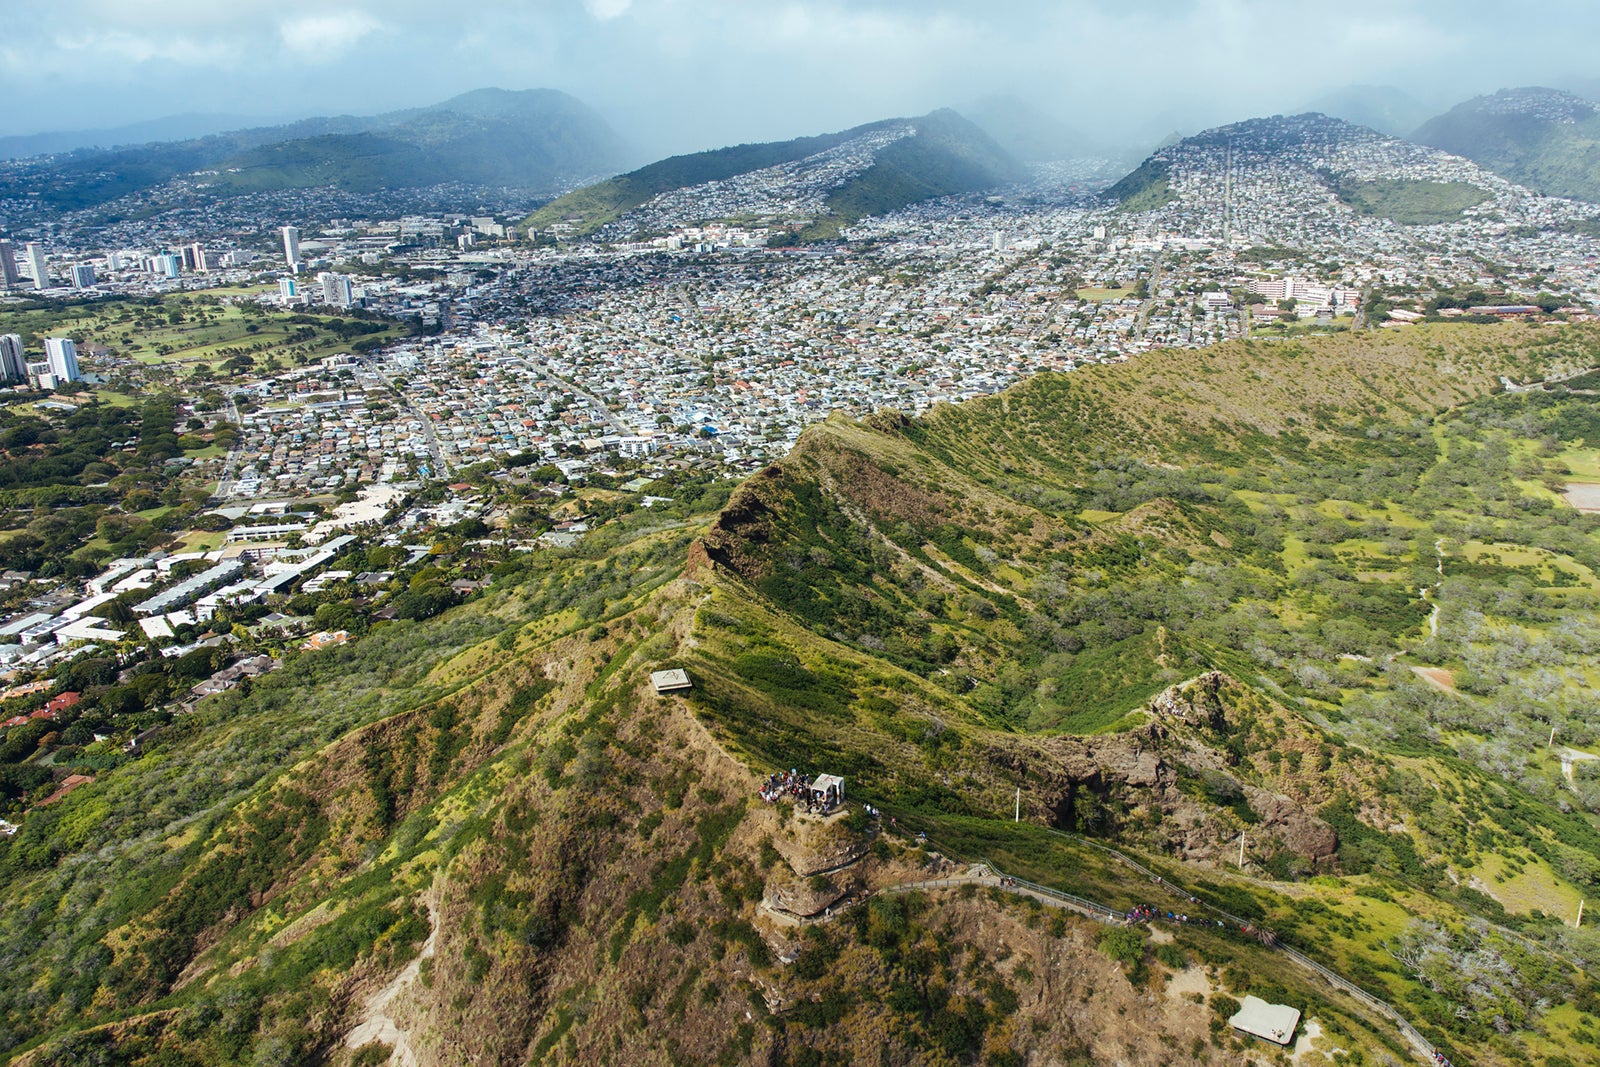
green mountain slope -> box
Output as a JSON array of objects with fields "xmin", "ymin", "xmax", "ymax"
[
  {"xmin": 9, "ymin": 325, "xmax": 1600, "ymax": 1065},
  {"xmin": 217, "ymin": 88, "xmax": 630, "ymax": 193},
  {"xmin": 1103, "ymin": 157, "xmax": 1176, "ymax": 210},
  {"xmin": 1413, "ymin": 86, "xmax": 1600, "ymax": 201},
  {"xmin": 0, "ymin": 88, "xmax": 629, "ymax": 211},
  {"xmin": 523, "ymin": 128, "xmax": 864, "ymax": 233},
  {"xmin": 523, "ymin": 109, "xmax": 1022, "ymax": 238}
]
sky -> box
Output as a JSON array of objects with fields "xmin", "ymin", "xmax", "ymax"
[{"xmin": 3, "ymin": 0, "xmax": 1599, "ymax": 156}]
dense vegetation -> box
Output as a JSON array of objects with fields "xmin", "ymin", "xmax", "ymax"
[
  {"xmin": 804, "ymin": 111, "xmax": 1023, "ymax": 240},
  {"xmin": 1104, "ymin": 158, "xmax": 1176, "ymax": 212}
]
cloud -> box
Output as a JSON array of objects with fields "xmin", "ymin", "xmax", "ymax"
[
  {"xmin": 6, "ymin": 0, "xmax": 1600, "ymax": 147},
  {"xmin": 50, "ymin": 29, "xmax": 238, "ymax": 67},
  {"xmin": 583, "ymin": 0, "xmax": 633, "ymax": 20},
  {"xmin": 279, "ymin": 11, "xmax": 384, "ymax": 61}
]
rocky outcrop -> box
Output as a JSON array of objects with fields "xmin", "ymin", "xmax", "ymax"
[
  {"xmin": 1248, "ymin": 792, "xmax": 1339, "ymax": 860},
  {"xmin": 1148, "ymin": 672, "xmax": 1228, "ymax": 730},
  {"xmin": 991, "ymin": 673, "xmax": 1342, "ymax": 867},
  {"xmin": 762, "ymin": 870, "xmax": 849, "ymax": 919},
  {"xmin": 770, "ymin": 813, "xmax": 870, "ymax": 878}
]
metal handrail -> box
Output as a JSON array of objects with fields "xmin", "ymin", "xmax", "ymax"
[
  {"xmin": 1029, "ymin": 827, "xmax": 1446, "ymax": 1065},
  {"xmin": 884, "ymin": 825, "xmax": 1451, "ymax": 1065}
]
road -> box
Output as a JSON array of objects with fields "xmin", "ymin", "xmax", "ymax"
[
  {"xmin": 1135, "ymin": 255, "xmax": 1165, "ymax": 341},
  {"xmin": 211, "ymin": 393, "xmax": 244, "ymax": 501},
  {"xmin": 361, "ymin": 355, "xmax": 448, "ymax": 474},
  {"xmin": 545, "ymin": 366, "xmax": 634, "ymax": 436}
]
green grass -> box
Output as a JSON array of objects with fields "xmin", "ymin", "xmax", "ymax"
[
  {"xmin": 1556, "ymin": 446, "xmax": 1600, "ymax": 480},
  {"xmin": 1332, "ymin": 178, "xmax": 1490, "ymax": 225},
  {"xmin": 1105, "ymin": 158, "xmax": 1177, "ymax": 212},
  {"xmin": 0, "ymin": 295, "xmax": 403, "ymax": 375}
]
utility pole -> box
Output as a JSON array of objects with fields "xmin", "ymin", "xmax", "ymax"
[
  {"xmin": 1550, "ymin": 725, "xmax": 1557, "ymax": 748},
  {"xmin": 1238, "ymin": 832, "xmax": 1246, "ymax": 870},
  {"xmin": 1014, "ymin": 787, "xmax": 1020, "ymax": 823},
  {"xmin": 1579, "ymin": 899, "xmax": 1585, "ymax": 928}
]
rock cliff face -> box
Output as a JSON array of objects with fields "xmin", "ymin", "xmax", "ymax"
[
  {"xmin": 991, "ymin": 673, "xmax": 1344, "ymax": 867},
  {"xmin": 770, "ymin": 812, "xmax": 871, "ymax": 877}
]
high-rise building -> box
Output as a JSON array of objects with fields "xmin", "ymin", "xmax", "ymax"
[
  {"xmin": 319, "ymin": 271, "xmax": 354, "ymax": 308},
  {"xmin": 279, "ymin": 276, "xmax": 299, "ymax": 302},
  {"xmin": 24, "ymin": 243, "xmax": 48, "ymax": 290},
  {"xmin": 190, "ymin": 242, "xmax": 207, "ymax": 272},
  {"xmin": 44, "ymin": 338, "xmax": 80, "ymax": 383},
  {"xmin": 154, "ymin": 254, "xmax": 181, "ymax": 278},
  {"xmin": 0, "ymin": 334, "xmax": 25, "ymax": 382},
  {"xmin": 104, "ymin": 252, "xmax": 124, "ymax": 271},
  {"xmin": 179, "ymin": 246, "xmax": 197, "ymax": 271},
  {"xmin": 0, "ymin": 240, "xmax": 19, "ymax": 286},
  {"xmin": 282, "ymin": 226, "xmax": 301, "ymax": 268},
  {"xmin": 69, "ymin": 264, "xmax": 96, "ymax": 289}
]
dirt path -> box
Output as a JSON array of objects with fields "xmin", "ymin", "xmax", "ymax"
[
  {"xmin": 1411, "ymin": 666, "xmax": 1456, "ymax": 694},
  {"xmin": 1419, "ymin": 538, "xmax": 1445, "ymax": 639},
  {"xmin": 344, "ymin": 889, "xmax": 440, "ymax": 1066},
  {"xmin": 1291, "ymin": 1018, "xmax": 1325, "ymax": 1064},
  {"xmin": 1561, "ymin": 746, "xmax": 1599, "ymax": 789}
]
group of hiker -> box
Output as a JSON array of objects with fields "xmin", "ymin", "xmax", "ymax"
[
  {"xmin": 1125, "ymin": 902, "xmax": 1228, "ymax": 930},
  {"xmin": 757, "ymin": 769, "xmax": 841, "ymax": 813}
]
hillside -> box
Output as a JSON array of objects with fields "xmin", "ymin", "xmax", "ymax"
[
  {"xmin": 7, "ymin": 325, "xmax": 1600, "ymax": 1065},
  {"xmin": 1413, "ymin": 86, "xmax": 1600, "ymax": 202},
  {"xmin": 1105, "ymin": 111, "xmax": 1522, "ymax": 242},
  {"xmin": 0, "ymin": 113, "xmax": 265, "ymax": 161},
  {"xmin": 523, "ymin": 109, "xmax": 1022, "ymax": 240},
  {"xmin": 0, "ymin": 88, "xmax": 630, "ymax": 211}
]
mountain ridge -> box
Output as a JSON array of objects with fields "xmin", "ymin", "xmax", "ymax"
[
  {"xmin": 1104, "ymin": 111, "xmax": 1510, "ymax": 226},
  {"xmin": 0, "ymin": 88, "xmax": 632, "ymax": 212},
  {"xmin": 522, "ymin": 108, "xmax": 1023, "ymax": 240},
  {"xmin": 1412, "ymin": 86, "xmax": 1600, "ymax": 202}
]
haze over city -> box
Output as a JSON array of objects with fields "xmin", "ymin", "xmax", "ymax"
[{"xmin": 6, "ymin": 0, "xmax": 1600, "ymax": 154}]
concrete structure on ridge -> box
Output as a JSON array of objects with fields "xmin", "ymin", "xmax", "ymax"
[
  {"xmin": 1227, "ymin": 995, "xmax": 1300, "ymax": 1046},
  {"xmin": 649, "ymin": 668, "xmax": 692, "ymax": 693}
]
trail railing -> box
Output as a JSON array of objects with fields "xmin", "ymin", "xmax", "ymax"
[
  {"xmin": 1029, "ymin": 827, "xmax": 1446, "ymax": 1066},
  {"xmin": 888, "ymin": 827, "xmax": 1450, "ymax": 1066}
]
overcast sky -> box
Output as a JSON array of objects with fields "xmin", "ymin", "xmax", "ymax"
[{"xmin": 3, "ymin": 0, "xmax": 1599, "ymax": 155}]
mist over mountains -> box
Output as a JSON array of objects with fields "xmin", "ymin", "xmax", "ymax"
[
  {"xmin": 8, "ymin": 78, "xmax": 1600, "ymax": 233},
  {"xmin": 0, "ymin": 89, "xmax": 632, "ymax": 214}
]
